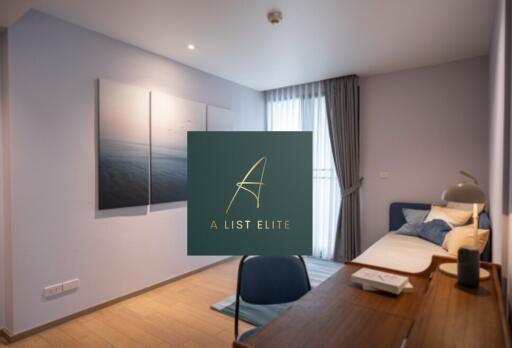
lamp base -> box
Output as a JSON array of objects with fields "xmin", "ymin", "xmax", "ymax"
[{"xmin": 439, "ymin": 262, "xmax": 490, "ymax": 280}]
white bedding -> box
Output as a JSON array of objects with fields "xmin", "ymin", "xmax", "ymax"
[{"xmin": 353, "ymin": 231, "xmax": 453, "ymax": 273}]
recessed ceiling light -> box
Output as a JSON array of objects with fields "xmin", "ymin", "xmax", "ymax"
[{"xmin": 187, "ymin": 43, "xmax": 195, "ymax": 50}]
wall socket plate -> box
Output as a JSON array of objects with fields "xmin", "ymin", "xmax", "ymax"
[
  {"xmin": 43, "ymin": 283, "xmax": 63, "ymax": 298},
  {"xmin": 43, "ymin": 278, "xmax": 80, "ymax": 299},
  {"xmin": 62, "ymin": 278, "xmax": 80, "ymax": 292},
  {"xmin": 379, "ymin": 171, "xmax": 390, "ymax": 179}
]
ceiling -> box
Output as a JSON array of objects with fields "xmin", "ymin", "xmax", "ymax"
[
  {"xmin": 8, "ymin": 0, "xmax": 499, "ymax": 90},
  {"xmin": 0, "ymin": 0, "xmax": 32, "ymax": 28}
]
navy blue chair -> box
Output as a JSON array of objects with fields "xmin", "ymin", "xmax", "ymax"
[{"xmin": 234, "ymin": 255, "xmax": 311, "ymax": 341}]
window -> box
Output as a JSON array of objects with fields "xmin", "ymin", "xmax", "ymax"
[{"xmin": 266, "ymin": 82, "xmax": 340, "ymax": 259}]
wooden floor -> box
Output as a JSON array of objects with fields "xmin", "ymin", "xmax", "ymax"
[{"xmin": 2, "ymin": 258, "xmax": 253, "ymax": 348}]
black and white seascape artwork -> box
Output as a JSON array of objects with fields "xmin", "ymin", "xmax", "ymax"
[
  {"xmin": 98, "ymin": 79, "xmax": 206, "ymax": 209},
  {"xmin": 98, "ymin": 79, "xmax": 150, "ymax": 210},
  {"xmin": 150, "ymin": 91, "xmax": 206, "ymax": 204}
]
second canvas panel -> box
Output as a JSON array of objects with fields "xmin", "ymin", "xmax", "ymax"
[
  {"xmin": 151, "ymin": 91, "xmax": 206, "ymax": 204},
  {"xmin": 98, "ymin": 79, "xmax": 150, "ymax": 210}
]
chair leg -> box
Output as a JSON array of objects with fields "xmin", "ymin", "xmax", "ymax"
[{"xmin": 234, "ymin": 256, "xmax": 248, "ymax": 339}]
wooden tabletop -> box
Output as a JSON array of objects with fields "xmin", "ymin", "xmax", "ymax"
[
  {"xmin": 406, "ymin": 265, "xmax": 510, "ymax": 348},
  {"xmin": 233, "ymin": 256, "xmax": 510, "ymax": 348}
]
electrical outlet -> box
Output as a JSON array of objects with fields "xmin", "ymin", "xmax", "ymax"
[
  {"xmin": 62, "ymin": 278, "xmax": 80, "ymax": 292},
  {"xmin": 43, "ymin": 283, "xmax": 63, "ymax": 298},
  {"xmin": 43, "ymin": 278, "xmax": 80, "ymax": 299}
]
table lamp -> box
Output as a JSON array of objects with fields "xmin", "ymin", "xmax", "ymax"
[{"xmin": 439, "ymin": 171, "xmax": 489, "ymax": 285}]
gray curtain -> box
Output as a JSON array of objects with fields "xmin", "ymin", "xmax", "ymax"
[{"xmin": 324, "ymin": 75, "xmax": 361, "ymax": 262}]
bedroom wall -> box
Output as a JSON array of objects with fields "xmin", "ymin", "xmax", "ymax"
[
  {"xmin": 3, "ymin": 11, "xmax": 265, "ymax": 334},
  {"xmin": 488, "ymin": 0, "xmax": 511, "ymax": 309},
  {"xmin": 489, "ymin": 0, "xmax": 509, "ymax": 270},
  {"xmin": 360, "ymin": 57, "xmax": 490, "ymax": 250},
  {"xmin": 0, "ymin": 28, "xmax": 6, "ymax": 330},
  {"xmin": 1, "ymin": 27, "xmax": 13, "ymax": 333}
]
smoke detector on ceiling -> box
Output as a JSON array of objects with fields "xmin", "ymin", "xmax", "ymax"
[{"xmin": 267, "ymin": 10, "xmax": 283, "ymax": 25}]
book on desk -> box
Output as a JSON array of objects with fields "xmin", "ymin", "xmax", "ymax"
[{"xmin": 351, "ymin": 267, "xmax": 409, "ymax": 294}]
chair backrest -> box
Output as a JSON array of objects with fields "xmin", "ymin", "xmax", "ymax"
[{"xmin": 238, "ymin": 256, "xmax": 310, "ymax": 305}]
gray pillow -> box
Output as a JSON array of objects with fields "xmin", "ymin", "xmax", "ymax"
[{"xmin": 396, "ymin": 208, "xmax": 429, "ymax": 236}]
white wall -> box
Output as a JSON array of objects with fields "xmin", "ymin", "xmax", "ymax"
[
  {"xmin": 3, "ymin": 11, "xmax": 264, "ymax": 334},
  {"xmin": 488, "ymin": 0, "xmax": 511, "ymax": 311},
  {"xmin": 360, "ymin": 57, "xmax": 490, "ymax": 250},
  {"xmin": 0, "ymin": 28, "xmax": 5, "ymax": 330},
  {"xmin": 489, "ymin": 0, "xmax": 508, "ymax": 269},
  {"xmin": 0, "ymin": 27, "xmax": 13, "ymax": 333},
  {"xmin": 1, "ymin": 26, "xmax": 14, "ymax": 334}
]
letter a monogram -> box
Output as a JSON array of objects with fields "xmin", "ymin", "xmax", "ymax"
[{"xmin": 225, "ymin": 156, "xmax": 267, "ymax": 214}]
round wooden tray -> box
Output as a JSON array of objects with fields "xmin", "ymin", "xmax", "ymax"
[{"xmin": 439, "ymin": 262, "xmax": 490, "ymax": 280}]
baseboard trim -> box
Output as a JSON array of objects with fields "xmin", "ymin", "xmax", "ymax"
[
  {"xmin": 0, "ymin": 328, "xmax": 10, "ymax": 344},
  {"xmin": 1, "ymin": 256, "xmax": 236, "ymax": 344}
]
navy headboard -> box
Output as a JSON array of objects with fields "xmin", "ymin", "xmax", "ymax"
[{"xmin": 389, "ymin": 202, "xmax": 492, "ymax": 262}]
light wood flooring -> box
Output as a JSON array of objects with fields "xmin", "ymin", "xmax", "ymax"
[{"xmin": 2, "ymin": 258, "xmax": 252, "ymax": 348}]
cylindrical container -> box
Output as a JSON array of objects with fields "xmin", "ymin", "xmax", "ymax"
[{"xmin": 458, "ymin": 246, "xmax": 480, "ymax": 288}]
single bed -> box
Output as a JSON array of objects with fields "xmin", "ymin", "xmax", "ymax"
[{"xmin": 352, "ymin": 202, "xmax": 492, "ymax": 273}]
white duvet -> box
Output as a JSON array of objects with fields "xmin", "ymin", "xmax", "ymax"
[{"xmin": 353, "ymin": 231, "xmax": 453, "ymax": 273}]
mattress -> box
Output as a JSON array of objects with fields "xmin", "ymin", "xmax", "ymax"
[{"xmin": 353, "ymin": 231, "xmax": 452, "ymax": 273}]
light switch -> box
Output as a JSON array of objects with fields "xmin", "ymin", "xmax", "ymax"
[{"xmin": 379, "ymin": 171, "xmax": 389, "ymax": 179}]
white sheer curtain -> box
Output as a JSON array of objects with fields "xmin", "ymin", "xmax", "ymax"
[{"xmin": 266, "ymin": 82, "xmax": 341, "ymax": 260}]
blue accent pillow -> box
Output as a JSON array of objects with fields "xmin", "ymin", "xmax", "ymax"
[
  {"xmin": 396, "ymin": 209, "xmax": 429, "ymax": 236},
  {"xmin": 417, "ymin": 219, "xmax": 452, "ymax": 246}
]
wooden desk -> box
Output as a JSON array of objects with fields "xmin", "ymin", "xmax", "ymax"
[{"xmin": 233, "ymin": 256, "xmax": 510, "ymax": 348}]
